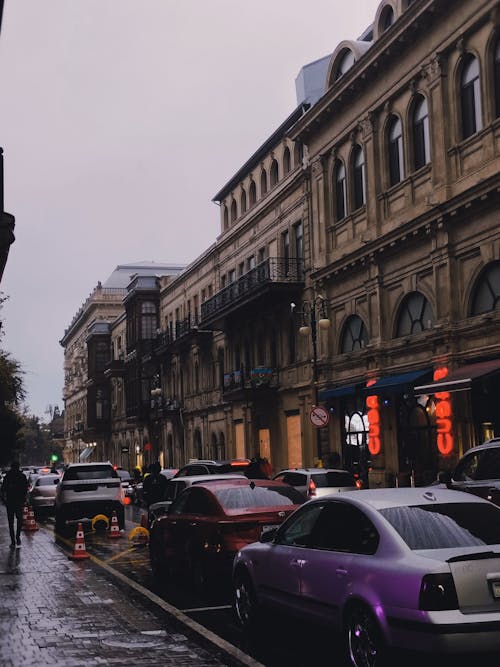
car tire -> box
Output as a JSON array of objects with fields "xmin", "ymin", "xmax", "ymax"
[
  {"xmin": 54, "ymin": 513, "xmax": 66, "ymax": 537},
  {"xmin": 344, "ymin": 603, "xmax": 386, "ymax": 667},
  {"xmin": 233, "ymin": 570, "xmax": 260, "ymax": 634},
  {"xmin": 149, "ymin": 542, "xmax": 169, "ymax": 588},
  {"xmin": 189, "ymin": 556, "xmax": 212, "ymax": 598}
]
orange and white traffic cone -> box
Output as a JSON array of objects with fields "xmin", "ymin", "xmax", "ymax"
[
  {"xmin": 69, "ymin": 522, "xmax": 90, "ymax": 560},
  {"xmin": 23, "ymin": 506, "xmax": 39, "ymax": 532},
  {"xmin": 108, "ymin": 510, "xmax": 122, "ymax": 539},
  {"xmin": 21, "ymin": 504, "xmax": 29, "ymax": 531}
]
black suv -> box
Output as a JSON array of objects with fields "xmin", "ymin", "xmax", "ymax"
[{"xmin": 440, "ymin": 438, "xmax": 500, "ymax": 506}]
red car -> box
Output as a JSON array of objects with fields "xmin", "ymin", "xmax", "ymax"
[{"xmin": 149, "ymin": 477, "xmax": 305, "ymax": 594}]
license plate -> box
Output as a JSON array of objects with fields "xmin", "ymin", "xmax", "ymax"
[{"xmin": 491, "ymin": 581, "xmax": 500, "ymax": 598}]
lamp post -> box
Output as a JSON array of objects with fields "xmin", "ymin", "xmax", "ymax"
[
  {"xmin": 295, "ymin": 293, "xmax": 331, "ymax": 462},
  {"xmin": 150, "ymin": 381, "xmax": 163, "ymax": 464}
]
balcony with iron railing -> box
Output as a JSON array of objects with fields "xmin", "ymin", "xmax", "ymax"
[
  {"xmin": 153, "ymin": 314, "xmax": 212, "ymax": 356},
  {"xmin": 223, "ymin": 366, "xmax": 278, "ymax": 397},
  {"xmin": 200, "ymin": 257, "xmax": 304, "ymax": 329}
]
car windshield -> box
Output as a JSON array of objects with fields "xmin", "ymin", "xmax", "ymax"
[
  {"xmin": 63, "ymin": 465, "xmax": 117, "ymax": 481},
  {"xmin": 380, "ymin": 502, "xmax": 500, "ymax": 550},
  {"xmin": 214, "ymin": 484, "xmax": 304, "ymax": 511},
  {"xmin": 312, "ymin": 471, "xmax": 355, "ymax": 487}
]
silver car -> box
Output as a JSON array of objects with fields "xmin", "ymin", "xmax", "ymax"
[
  {"xmin": 233, "ymin": 487, "xmax": 500, "ymax": 665},
  {"xmin": 28, "ymin": 473, "xmax": 60, "ymax": 516},
  {"xmin": 272, "ymin": 467, "xmax": 357, "ymax": 499}
]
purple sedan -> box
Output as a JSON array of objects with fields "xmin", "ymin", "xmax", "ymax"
[{"xmin": 232, "ymin": 487, "xmax": 500, "ymax": 666}]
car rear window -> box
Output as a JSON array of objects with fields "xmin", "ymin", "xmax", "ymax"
[
  {"xmin": 117, "ymin": 470, "xmax": 131, "ymax": 481},
  {"xmin": 380, "ymin": 502, "xmax": 500, "ymax": 550},
  {"xmin": 312, "ymin": 471, "xmax": 355, "ymax": 487},
  {"xmin": 454, "ymin": 447, "xmax": 500, "ymax": 481},
  {"xmin": 63, "ymin": 465, "xmax": 117, "ymax": 481},
  {"xmin": 214, "ymin": 484, "xmax": 305, "ymax": 511},
  {"xmin": 37, "ymin": 476, "xmax": 59, "ymax": 486}
]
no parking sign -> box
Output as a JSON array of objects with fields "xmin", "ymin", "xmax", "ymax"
[{"xmin": 309, "ymin": 405, "xmax": 330, "ymax": 428}]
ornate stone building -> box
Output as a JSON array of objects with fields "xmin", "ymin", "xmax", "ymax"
[{"xmin": 62, "ymin": 0, "xmax": 500, "ymax": 488}]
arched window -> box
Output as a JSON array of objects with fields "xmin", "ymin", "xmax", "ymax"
[
  {"xmin": 260, "ymin": 168, "xmax": 267, "ymax": 195},
  {"xmin": 340, "ymin": 315, "xmax": 369, "ymax": 353},
  {"xmin": 335, "ymin": 49, "xmax": 355, "ymax": 80},
  {"xmin": 380, "ymin": 6, "xmax": 395, "ymax": 32},
  {"xmin": 494, "ymin": 38, "xmax": 500, "ymax": 118},
  {"xmin": 351, "ymin": 145, "xmax": 365, "ymax": 210},
  {"xmin": 223, "ymin": 206, "xmax": 229, "ymax": 230},
  {"xmin": 240, "ymin": 189, "xmax": 247, "ymax": 214},
  {"xmin": 470, "ymin": 262, "xmax": 500, "ymax": 315},
  {"xmin": 412, "ymin": 95, "xmax": 430, "ymax": 170},
  {"xmin": 334, "ymin": 160, "xmax": 347, "ymax": 221},
  {"xmin": 387, "ymin": 115, "xmax": 404, "ymax": 186},
  {"xmin": 270, "ymin": 159, "xmax": 279, "ymax": 186},
  {"xmin": 141, "ymin": 301, "xmax": 157, "ymax": 340},
  {"xmin": 395, "ymin": 292, "xmax": 435, "ymax": 337},
  {"xmin": 283, "ymin": 147, "xmax": 291, "ymax": 174},
  {"xmin": 461, "ymin": 54, "xmax": 482, "ymax": 139},
  {"xmin": 230, "ymin": 199, "xmax": 237, "ymax": 222},
  {"xmin": 249, "ymin": 180, "xmax": 256, "ymax": 205}
]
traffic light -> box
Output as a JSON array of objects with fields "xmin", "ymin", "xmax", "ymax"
[{"xmin": 50, "ymin": 453, "xmax": 59, "ymax": 463}]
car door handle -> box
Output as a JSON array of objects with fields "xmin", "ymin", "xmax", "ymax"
[
  {"xmin": 291, "ymin": 558, "xmax": 306, "ymax": 567},
  {"xmin": 189, "ymin": 522, "xmax": 198, "ymax": 526},
  {"xmin": 336, "ymin": 568, "xmax": 348, "ymax": 577}
]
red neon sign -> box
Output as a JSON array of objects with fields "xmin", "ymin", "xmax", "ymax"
[
  {"xmin": 434, "ymin": 367, "xmax": 454, "ymax": 455},
  {"xmin": 366, "ymin": 389, "xmax": 381, "ymax": 456}
]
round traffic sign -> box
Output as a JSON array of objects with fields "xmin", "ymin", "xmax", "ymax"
[{"xmin": 309, "ymin": 405, "xmax": 330, "ymax": 428}]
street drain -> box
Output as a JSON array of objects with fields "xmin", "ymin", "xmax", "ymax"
[{"xmin": 101, "ymin": 634, "xmax": 166, "ymax": 649}]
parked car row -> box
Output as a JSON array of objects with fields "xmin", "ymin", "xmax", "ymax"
[{"xmin": 146, "ymin": 443, "xmax": 500, "ymax": 666}]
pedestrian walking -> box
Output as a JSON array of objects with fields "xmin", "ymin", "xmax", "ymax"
[
  {"xmin": 142, "ymin": 461, "xmax": 167, "ymax": 508},
  {"xmin": 1, "ymin": 460, "xmax": 28, "ymax": 548}
]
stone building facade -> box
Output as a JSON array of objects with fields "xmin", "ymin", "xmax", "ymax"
[{"xmin": 62, "ymin": 0, "xmax": 500, "ymax": 488}]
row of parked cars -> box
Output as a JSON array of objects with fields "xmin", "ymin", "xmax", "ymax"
[{"xmin": 147, "ymin": 440, "xmax": 500, "ymax": 666}]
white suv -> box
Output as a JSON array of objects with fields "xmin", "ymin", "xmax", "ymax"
[{"xmin": 55, "ymin": 462, "xmax": 124, "ymax": 535}]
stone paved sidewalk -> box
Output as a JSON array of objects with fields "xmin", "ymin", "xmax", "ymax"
[{"xmin": 0, "ymin": 507, "xmax": 258, "ymax": 667}]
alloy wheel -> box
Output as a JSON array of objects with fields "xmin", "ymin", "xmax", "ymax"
[{"xmin": 346, "ymin": 605, "xmax": 383, "ymax": 667}]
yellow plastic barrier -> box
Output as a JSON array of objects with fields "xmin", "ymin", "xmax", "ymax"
[
  {"xmin": 91, "ymin": 514, "xmax": 110, "ymax": 531},
  {"xmin": 128, "ymin": 525, "xmax": 149, "ymax": 544}
]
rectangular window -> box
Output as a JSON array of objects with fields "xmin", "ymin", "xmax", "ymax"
[{"xmin": 286, "ymin": 414, "xmax": 302, "ymax": 469}]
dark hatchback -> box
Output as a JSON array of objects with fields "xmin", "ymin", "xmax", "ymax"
[{"xmin": 439, "ymin": 438, "xmax": 500, "ymax": 506}]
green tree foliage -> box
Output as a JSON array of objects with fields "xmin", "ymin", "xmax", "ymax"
[
  {"xmin": 0, "ymin": 292, "xmax": 26, "ymax": 465},
  {"xmin": 17, "ymin": 411, "xmax": 63, "ymax": 466}
]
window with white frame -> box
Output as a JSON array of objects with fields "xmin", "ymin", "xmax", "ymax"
[{"xmin": 461, "ymin": 54, "xmax": 482, "ymax": 140}]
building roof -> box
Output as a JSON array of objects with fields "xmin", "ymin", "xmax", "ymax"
[{"xmin": 103, "ymin": 261, "xmax": 185, "ymax": 288}]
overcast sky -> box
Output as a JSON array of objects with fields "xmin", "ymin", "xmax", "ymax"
[{"xmin": 0, "ymin": 0, "xmax": 381, "ymax": 420}]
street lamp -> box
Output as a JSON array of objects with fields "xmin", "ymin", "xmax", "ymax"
[
  {"xmin": 150, "ymin": 381, "xmax": 163, "ymax": 463},
  {"xmin": 294, "ymin": 293, "xmax": 331, "ymax": 461}
]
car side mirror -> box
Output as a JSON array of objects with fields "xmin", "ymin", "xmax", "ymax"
[
  {"xmin": 260, "ymin": 527, "xmax": 278, "ymax": 543},
  {"xmin": 438, "ymin": 470, "xmax": 452, "ymax": 486}
]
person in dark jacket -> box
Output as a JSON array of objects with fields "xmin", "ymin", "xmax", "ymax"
[
  {"xmin": 1, "ymin": 460, "xmax": 28, "ymax": 548},
  {"xmin": 141, "ymin": 461, "xmax": 167, "ymax": 508}
]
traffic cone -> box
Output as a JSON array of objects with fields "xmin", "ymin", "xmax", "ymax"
[
  {"xmin": 23, "ymin": 505, "xmax": 39, "ymax": 532},
  {"xmin": 21, "ymin": 504, "xmax": 29, "ymax": 531},
  {"xmin": 108, "ymin": 510, "xmax": 122, "ymax": 539},
  {"xmin": 69, "ymin": 522, "xmax": 90, "ymax": 560}
]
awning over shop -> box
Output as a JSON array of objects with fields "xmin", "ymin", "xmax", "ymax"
[
  {"xmin": 79, "ymin": 447, "xmax": 94, "ymax": 461},
  {"xmin": 318, "ymin": 383, "xmax": 362, "ymax": 401},
  {"xmin": 362, "ymin": 368, "xmax": 433, "ymax": 396},
  {"xmin": 414, "ymin": 359, "xmax": 500, "ymax": 395}
]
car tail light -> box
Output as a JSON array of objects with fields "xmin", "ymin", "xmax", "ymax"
[
  {"xmin": 355, "ymin": 478, "xmax": 364, "ymax": 489},
  {"xmin": 308, "ymin": 479, "xmax": 317, "ymax": 497},
  {"xmin": 419, "ymin": 573, "xmax": 458, "ymax": 610}
]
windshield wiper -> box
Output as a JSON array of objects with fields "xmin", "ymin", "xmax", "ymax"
[{"xmin": 447, "ymin": 551, "xmax": 500, "ymax": 563}]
